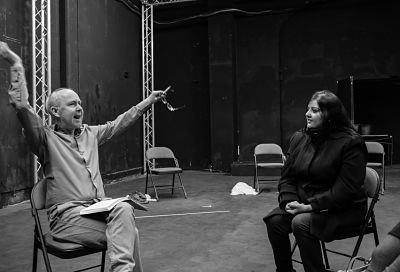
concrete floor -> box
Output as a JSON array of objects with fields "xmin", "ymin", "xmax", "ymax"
[{"xmin": 0, "ymin": 168, "xmax": 399, "ymax": 272}]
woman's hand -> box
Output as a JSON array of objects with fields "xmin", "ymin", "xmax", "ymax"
[{"xmin": 285, "ymin": 201, "xmax": 312, "ymax": 215}]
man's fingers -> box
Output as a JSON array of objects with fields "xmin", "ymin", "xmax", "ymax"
[
  {"xmin": 0, "ymin": 42, "xmax": 9, "ymax": 57},
  {"xmin": 0, "ymin": 42, "xmax": 21, "ymax": 64}
]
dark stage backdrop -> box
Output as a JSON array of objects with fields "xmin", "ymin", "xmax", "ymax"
[
  {"xmin": 2, "ymin": 0, "xmax": 400, "ymax": 207},
  {"xmin": 0, "ymin": 0, "xmax": 33, "ymax": 207},
  {"xmin": 75, "ymin": 1, "xmax": 143, "ymax": 175},
  {"xmin": 0, "ymin": 0, "xmax": 143, "ymax": 207},
  {"xmin": 154, "ymin": 23, "xmax": 211, "ymax": 170},
  {"xmin": 153, "ymin": 0, "xmax": 400, "ymax": 166},
  {"xmin": 279, "ymin": 1, "xmax": 400, "ymax": 153}
]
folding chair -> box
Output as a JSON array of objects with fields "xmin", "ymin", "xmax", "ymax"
[
  {"xmin": 291, "ymin": 167, "xmax": 381, "ymax": 271},
  {"xmin": 253, "ymin": 143, "xmax": 286, "ymax": 192},
  {"xmin": 145, "ymin": 146, "xmax": 188, "ymax": 201},
  {"xmin": 31, "ymin": 179, "xmax": 107, "ymax": 272},
  {"xmin": 365, "ymin": 141, "xmax": 385, "ymax": 193}
]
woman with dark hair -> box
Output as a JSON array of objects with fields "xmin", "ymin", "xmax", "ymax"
[{"xmin": 264, "ymin": 90, "xmax": 368, "ymax": 272}]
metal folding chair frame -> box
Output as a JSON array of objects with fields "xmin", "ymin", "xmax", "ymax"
[
  {"xmin": 253, "ymin": 143, "xmax": 285, "ymax": 192},
  {"xmin": 145, "ymin": 147, "xmax": 188, "ymax": 201},
  {"xmin": 365, "ymin": 141, "xmax": 385, "ymax": 194},
  {"xmin": 291, "ymin": 167, "xmax": 381, "ymax": 271},
  {"xmin": 31, "ymin": 179, "xmax": 106, "ymax": 272}
]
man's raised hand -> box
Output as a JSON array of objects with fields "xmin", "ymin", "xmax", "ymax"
[{"xmin": 0, "ymin": 42, "xmax": 22, "ymax": 65}]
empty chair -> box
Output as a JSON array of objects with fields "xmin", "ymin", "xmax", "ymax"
[
  {"xmin": 31, "ymin": 179, "xmax": 106, "ymax": 272},
  {"xmin": 253, "ymin": 143, "xmax": 286, "ymax": 192},
  {"xmin": 365, "ymin": 141, "xmax": 385, "ymax": 193},
  {"xmin": 145, "ymin": 146, "xmax": 188, "ymax": 200},
  {"xmin": 292, "ymin": 167, "xmax": 381, "ymax": 270}
]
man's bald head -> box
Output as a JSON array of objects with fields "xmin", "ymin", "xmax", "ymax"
[{"xmin": 45, "ymin": 88, "xmax": 76, "ymax": 115}]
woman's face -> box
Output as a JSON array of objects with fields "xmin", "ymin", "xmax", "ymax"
[{"xmin": 305, "ymin": 100, "xmax": 323, "ymax": 129}]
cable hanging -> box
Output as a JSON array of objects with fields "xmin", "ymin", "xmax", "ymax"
[{"xmin": 153, "ymin": 7, "xmax": 296, "ymax": 25}]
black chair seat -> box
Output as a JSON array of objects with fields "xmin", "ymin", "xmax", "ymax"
[
  {"xmin": 331, "ymin": 225, "xmax": 375, "ymax": 241},
  {"xmin": 38, "ymin": 233, "xmax": 106, "ymax": 259}
]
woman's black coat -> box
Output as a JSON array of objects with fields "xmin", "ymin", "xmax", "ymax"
[{"xmin": 265, "ymin": 128, "xmax": 368, "ymax": 242}]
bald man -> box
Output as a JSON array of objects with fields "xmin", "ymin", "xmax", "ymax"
[{"xmin": 1, "ymin": 41, "xmax": 164, "ymax": 272}]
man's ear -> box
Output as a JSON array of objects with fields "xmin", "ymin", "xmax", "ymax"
[{"xmin": 50, "ymin": 106, "xmax": 60, "ymax": 117}]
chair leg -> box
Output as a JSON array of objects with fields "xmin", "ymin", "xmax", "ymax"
[
  {"xmin": 32, "ymin": 239, "xmax": 38, "ymax": 272},
  {"xmin": 254, "ymin": 167, "xmax": 260, "ymax": 192},
  {"xmin": 320, "ymin": 241, "xmax": 330, "ymax": 269},
  {"xmin": 253, "ymin": 167, "xmax": 256, "ymax": 189},
  {"xmin": 34, "ymin": 227, "xmax": 52, "ymax": 272},
  {"xmin": 292, "ymin": 239, "xmax": 331, "ymax": 269},
  {"xmin": 100, "ymin": 250, "xmax": 106, "ymax": 272},
  {"xmin": 145, "ymin": 172, "xmax": 149, "ymax": 194},
  {"xmin": 351, "ymin": 232, "xmax": 366, "ymax": 259},
  {"xmin": 372, "ymin": 218, "xmax": 379, "ymax": 246},
  {"xmin": 291, "ymin": 240, "xmax": 297, "ymax": 256},
  {"xmin": 149, "ymin": 173, "xmax": 159, "ymax": 201},
  {"xmin": 382, "ymin": 165, "xmax": 385, "ymax": 193},
  {"xmin": 40, "ymin": 247, "xmax": 53, "ymax": 272},
  {"xmin": 291, "ymin": 240, "xmax": 303, "ymax": 265},
  {"xmin": 177, "ymin": 173, "xmax": 187, "ymax": 198},
  {"xmin": 172, "ymin": 174, "xmax": 175, "ymax": 195}
]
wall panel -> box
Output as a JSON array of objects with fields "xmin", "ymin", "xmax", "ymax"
[
  {"xmin": 76, "ymin": 0, "xmax": 143, "ymax": 175},
  {"xmin": 0, "ymin": 0, "xmax": 32, "ymax": 207}
]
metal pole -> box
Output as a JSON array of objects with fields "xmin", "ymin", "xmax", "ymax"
[
  {"xmin": 32, "ymin": 0, "xmax": 51, "ymax": 183},
  {"xmin": 142, "ymin": 3, "xmax": 155, "ymax": 172}
]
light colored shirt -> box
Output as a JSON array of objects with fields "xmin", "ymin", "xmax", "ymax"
[{"xmin": 9, "ymin": 63, "xmax": 143, "ymax": 210}]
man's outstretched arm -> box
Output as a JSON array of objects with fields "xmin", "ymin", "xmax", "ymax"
[
  {"xmin": 1, "ymin": 42, "xmax": 46, "ymax": 157},
  {"xmin": 0, "ymin": 41, "xmax": 31, "ymax": 110}
]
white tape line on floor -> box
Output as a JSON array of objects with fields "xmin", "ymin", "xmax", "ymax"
[{"xmin": 136, "ymin": 210, "xmax": 230, "ymax": 219}]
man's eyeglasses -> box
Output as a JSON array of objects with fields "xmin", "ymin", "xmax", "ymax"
[{"xmin": 161, "ymin": 86, "xmax": 186, "ymax": 112}]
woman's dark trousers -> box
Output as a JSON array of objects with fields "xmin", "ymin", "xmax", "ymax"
[{"xmin": 264, "ymin": 212, "xmax": 326, "ymax": 272}]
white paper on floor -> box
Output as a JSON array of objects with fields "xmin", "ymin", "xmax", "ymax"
[{"xmin": 230, "ymin": 182, "xmax": 258, "ymax": 195}]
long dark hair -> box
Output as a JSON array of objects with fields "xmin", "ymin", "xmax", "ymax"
[
  {"xmin": 281, "ymin": 90, "xmax": 356, "ymax": 176},
  {"xmin": 309, "ymin": 90, "xmax": 354, "ymax": 132}
]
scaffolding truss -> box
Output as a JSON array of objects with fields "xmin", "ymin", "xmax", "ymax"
[
  {"xmin": 31, "ymin": 0, "xmax": 196, "ymax": 176},
  {"xmin": 145, "ymin": 0, "xmax": 199, "ymax": 5},
  {"xmin": 141, "ymin": 2, "xmax": 154, "ymax": 172},
  {"xmin": 141, "ymin": 0, "xmax": 196, "ymax": 171},
  {"xmin": 32, "ymin": 0, "xmax": 51, "ymax": 183}
]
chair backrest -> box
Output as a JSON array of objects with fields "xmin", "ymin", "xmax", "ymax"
[
  {"xmin": 254, "ymin": 143, "xmax": 284, "ymax": 156},
  {"xmin": 31, "ymin": 178, "xmax": 47, "ymax": 211},
  {"xmin": 364, "ymin": 167, "xmax": 381, "ymax": 199},
  {"xmin": 146, "ymin": 147, "xmax": 175, "ymax": 160},
  {"xmin": 365, "ymin": 141, "xmax": 385, "ymax": 155},
  {"xmin": 146, "ymin": 147, "xmax": 179, "ymax": 170}
]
